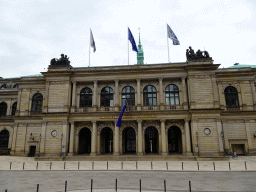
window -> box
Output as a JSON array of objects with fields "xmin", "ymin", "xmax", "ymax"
[
  {"xmin": 165, "ymin": 84, "xmax": 179, "ymax": 105},
  {"xmin": 122, "ymin": 86, "xmax": 135, "ymax": 106},
  {"xmin": 0, "ymin": 102, "xmax": 7, "ymax": 117},
  {"xmin": 0, "ymin": 84, "xmax": 8, "ymax": 89},
  {"xmin": 80, "ymin": 87, "xmax": 92, "ymax": 107},
  {"xmin": 143, "ymin": 85, "xmax": 157, "ymax": 106},
  {"xmin": 101, "ymin": 87, "xmax": 113, "ymax": 107},
  {"xmin": 224, "ymin": 86, "xmax": 239, "ymax": 107},
  {"xmin": 11, "ymin": 102, "xmax": 17, "ymax": 116},
  {"xmin": 31, "ymin": 93, "xmax": 43, "ymax": 112},
  {"xmin": 12, "ymin": 84, "xmax": 19, "ymax": 89},
  {"xmin": 0, "ymin": 130, "xmax": 9, "ymax": 148}
]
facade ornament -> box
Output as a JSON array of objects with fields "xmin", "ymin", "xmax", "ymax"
[
  {"xmin": 186, "ymin": 46, "xmax": 212, "ymax": 62},
  {"xmin": 50, "ymin": 54, "xmax": 71, "ymax": 66}
]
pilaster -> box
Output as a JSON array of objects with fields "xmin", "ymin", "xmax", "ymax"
[
  {"xmin": 244, "ymin": 119, "xmax": 253, "ymax": 153},
  {"xmin": 40, "ymin": 121, "xmax": 47, "ymax": 155},
  {"xmin": 90, "ymin": 121, "xmax": 97, "ymax": 156},
  {"xmin": 43, "ymin": 82, "xmax": 50, "ymax": 113},
  {"xmin": 68, "ymin": 122, "xmax": 75, "ymax": 156},
  {"xmin": 10, "ymin": 123, "xmax": 18, "ymax": 155},
  {"xmin": 114, "ymin": 120, "xmax": 120, "ymax": 156},
  {"xmin": 216, "ymin": 119, "xmax": 224, "ymax": 155},
  {"xmin": 114, "ymin": 80, "xmax": 119, "ymax": 112},
  {"xmin": 93, "ymin": 81, "xmax": 98, "ymax": 112},
  {"xmin": 137, "ymin": 120, "xmax": 143, "ymax": 155},
  {"xmin": 71, "ymin": 81, "xmax": 77, "ymax": 112},
  {"xmin": 159, "ymin": 78, "xmax": 164, "ymax": 110},
  {"xmin": 160, "ymin": 119, "xmax": 167, "ymax": 155},
  {"xmin": 185, "ymin": 118, "xmax": 192, "ymax": 155},
  {"xmin": 182, "ymin": 77, "xmax": 188, "ymax": 110},
  {"xmin": 136, "ymin": 79, "xmax": 141, "ymax": 111}
]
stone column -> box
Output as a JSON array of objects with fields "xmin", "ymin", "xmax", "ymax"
[
  {"xmin": 40, "ymin": 121, "xmax": 47, "ymax": 155},
  {"xmin": 8, "ymin": 126, "xmax": 14, "ymax": 149},
  {"xmin": 62, "ymin": 121, "xmax": 69, "ymax": 156},
  {"xmin": 43, "ymin": 82, "xmax": 50, "ymax": 113},
  {"xmin": 6, "ymin": 99, "xmax": 11, "ymax": 116},
  {"xmin": 68, "ymin": 122, "xmax": 75, "ymax": 156},
  {"xmin": 185, "ymin": 119, "xmax": 192, "ymax": 155},
  {"xmin": 191, "ymin": 118, "xmax": 198, "ymax": 155},
  {"xmin": 91, "ymin": 121, "xmax": 97, "ymax": 156},
  {"xmin": 71, "ymin": 81, "xmax": 77, "ymax": 112},
  {"xmin": 238, "ymin": 83, "xmax": 243, "ymax": 111},
  {"xmin": 160, "ymin": 120, "xmax": 167, "ymax": 155},
  {"xmin": 187, "ymin": 76, "xmax": 195, "ymax": 109},
  {"xmin": 159, "ymin": 78, "xmax": 164, "ymax": 110},
  {"xmin": 245, "ymin": 119, "xmax": 253, "ymax": 154},
  {"xmin": 137, "ymin": 79, "xmax": 141, "ymax": 111},
  {"xmin": 137, "ymin": 120, "xmax": 143, "ymax": 155},
  {"xmin": 21, "ymin": 124, "xmax": 27, "ymax": 156},
  {"xmin": 114, "ymin": 80, "xmax": 119, "ymax": 111},
  {"xmin": 250, "ymin": 80, "xmax": 256, "ymax": 110},
  {"xmin": 222, "ymin": 120, "xmax": 230, "ymax": 152},
  {"xmin": 10, "ymin": 123, "xmax": 18, "ymax": 155},
  {"xmin": 114, "ymin": 121, "xmax": 120, "ymax": 155},
  {"xmin": 182, "ymin": 77, "xmax": 188, "ymax": 110},
  {"xmin": 211, "ymin": 75, "xmax": 220, "ymax": 108},
  {"xmin": 216, "ymin": 119, "xmax": 224, "ymax": 155},
  {"xmin": 218, "ymin": 83, "xmax": 225, "ymax": 109},
  {"xmin": 15, "ymin": 90, "xmax": 21, "ymax": 116},
  {"xmin": 93, "ymin": 81, "xmax": 98, "ymax": 112}
]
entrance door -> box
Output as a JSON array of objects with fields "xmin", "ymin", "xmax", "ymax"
[
  {"xmin": 168, "ymin": 126, "xmax": 182, "ymax": 154},
  {"xmin": 79, "ymin": 128, "xmax": 91, "ymax": 154},
  {"xmin": 29, "ymin": 146, "xmax": 36, "ymax": 157},
  {"xmin": 123, "ymin": 127, "xmax": 136, "ymax": 154},
  {"xmin": 145, "ymin": 127, "xmax": 158, "ymax": 154},
  {"xmin": 100, "ymin": 127, "xmax": 113, "ymax": 154}
]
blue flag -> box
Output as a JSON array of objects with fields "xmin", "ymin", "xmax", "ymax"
[
  {"xmin": 116, "ymin": 104, "xmax": 127, "ymax": 127},
  {"xmin": 167, "ymin": 24, "xmax": 180, "ymax": 45},
  {"xmin": 90, "ymin": 29, "xmax": 96, "ymax": 52},
  {"xmin": 128, "ymin": 28, "xmax": 138, "ymax": 52}
]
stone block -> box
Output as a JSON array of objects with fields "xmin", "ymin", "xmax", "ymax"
[
  {"xmin": 65, "ymin": 161, "xmax": 79, "ymax": 170},
  {"xmin": 198, "ymin": 161, "xmax": 214, "ymax": 171},
  {"xmin": 214, "ymin": 161, "xmax": 230, "ymax": 171},
  {"xmin": 246, "ymin": 161, "xmax": 256, "ymax": 171},
  {"xmin": 108, "ymin": 161, "xmax": 121, "ymax": 170},
  {"xmin": 123, "ymin": 161, "xmax": 136, "ymax": 170},
  {"xmin": 138, "ymin": 161, "xmax": 151, "ymax": 170},
  {"xmin": 152, "ymin": 161, "xmax": 167, "ymax": 170},
  {"xmin": 230, "ymin": 161, "xmax": 246, "ymax": 171},
  {"xmin": 38, "ymin": 161, "xmax": 51, "ymax": 170},
  {"xmin": 94, "ymin": 161, "xmax": 107, "ymax": 170},
  {"xmin": 166, "ymin": 161, "xmax": 182, "ymax": 171},
  {"xmin": 183, "ymin": 161, "xmax": 198, "ymax": 171},
  {"xmin": 78, "ymin": 161, "xmax": 93, "ymax": 170}
]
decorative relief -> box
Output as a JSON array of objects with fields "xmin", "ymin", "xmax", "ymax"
[
  {"xmin": 120, "ymin": 121, "xmax": 138, "ymax": 134},
  {"xmin": 75, "ymin": 122, "xmax": 92, "ymax": 129},
  {"xmin": 142, "ymin": 120, "xmax": 160, "ymax": 133},
  {"xmin": 97, "ymin": 121, "xmax": 115, "ymax": 132},
  {"xmin": 165, "ymin": 120, "xmax": 184, "ymax": 134}
]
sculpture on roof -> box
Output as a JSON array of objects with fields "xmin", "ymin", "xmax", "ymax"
[
  {"xmin": 50, "ymin": 54, "xmax": 70, "ymax": 66},
  {"xmin": 186, "ymin": 46, "xmax": 212, "ymax": 62}
]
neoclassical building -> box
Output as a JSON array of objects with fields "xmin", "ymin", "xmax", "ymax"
[{"xmin": 0, "ymin": 52, "xmax": 256, "ymax": 158}]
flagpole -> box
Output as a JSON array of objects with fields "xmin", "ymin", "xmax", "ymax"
[
  {"xmin": 89, "ymin": 29, "xmax": 91, "ymax": 67},
  {"xmin": 128, "ymin": 27, "xmax": 129, "ymax": 65},
  {"xmin": 167, "ymin": 24, "xmax": 170, "ymax": 63}
]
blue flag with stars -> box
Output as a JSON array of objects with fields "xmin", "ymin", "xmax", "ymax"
[
  {"xmin": 128, "ymin": 28, "xmax": 138, "ymax": 52},
  {"xmin": 167, "ymin": 24, "xmax": 180, "ymax": 45},
  {"xmin": 116, "ymin": 104, "xmax": 127, "ymax": 127}
]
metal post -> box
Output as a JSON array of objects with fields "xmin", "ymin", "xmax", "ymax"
[
  {"xmin": 65, "ymin": 180, "xmax": 67, "ymax": 192},
  {"xmin": 140, "ymin": 179, "xmax": 141, "ymax": 192},
  {"xmin": 37, "ymin": 184, "xmax": 39, "ymax": 192},
  {"xmin": 164, "ymin": 180, "xmax": 166, "ymax": 192},
  {"xmin": 189, "ymin": 181, "xmax": 191, "ymax": 192},
  {"xmin": 91, "ymin": 179, "xmax": 93, "ymax": 192},
  {"xmin": 115, "ymin": 178, "xmax": 117, "ymax": 191}
]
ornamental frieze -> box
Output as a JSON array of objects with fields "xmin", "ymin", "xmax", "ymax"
[{"xmin": 75, "ymin": 121, "xmax": 92, "ymax": 129}]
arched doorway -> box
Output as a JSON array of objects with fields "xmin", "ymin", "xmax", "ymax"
[
  {"xmin": 100, "ymin": 127, "xmax": 113, "ymax": 154},
  {"xmin": 168, "ymin": 126, "xmax": 182, "ymax": 154},
  {"xmin": 123, "ymin": 127, "xmax": 136, "ymax": 154},
  {"xmin": 0, "ymin": 130, "xmax": 9, "ymax": 148},
  {"xmin": 145, "ymin": 127, "xmax": 158, "ymax": 154},
  {"xmin": 78, "ymin": 128, "xmax": 91, "ymax": 154}
]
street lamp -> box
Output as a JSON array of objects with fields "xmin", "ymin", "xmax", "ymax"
[
  {"xmin": 196, "ymin": 132, "xmax": 199, "ymax": 157},
  {"xmin": 38, "ymin": 134, "xmax": 41, "ymax": 157}
]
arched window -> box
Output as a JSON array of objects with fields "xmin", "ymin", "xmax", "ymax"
[
  {"xmin": 0, "ymin": 130, "xmax": 9, "ymax": 148},
  {"xmin": 122, "ymin": 86, "xmax": 135, "ymax": 106},
  {"xmin": 12, "ymin": 84, "xmax": 19, "ymax": 89},
  {"xmin": 31, "ymin": 93, "xmax": 43, "ymax": 112},
  {"xmin": 80, "ymin": 87, "xmax": 92, "ymax": 107},
  {"xmin": 165, "ymin": 84, "xmax": 179, "ymax": 105},
  {"xmin": 224, "ymin": 86, "xmax": 239, "ymax": 107},
  {"xmin": 0, "ymin": 102, "xmax": 7, "ymax": 117},
  {"xmin": 11, "ymin": 102, "xmax": 17, "ymax": 116},
  {"xmin": 143, "ymin": 85, "xmax": 157, "ymax": 106},
  {"xmin": 0, "ymin": 84, "xmax": 8, "ymax": 89},
  {"xmin": 101, "ymin": 87, "xmax": 113, "ymax": 107}
]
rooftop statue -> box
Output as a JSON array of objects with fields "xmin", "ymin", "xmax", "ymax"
[
  {"xmin": 50, "ymin": 54, "xmax": 71, "ymax": 66},
  {"xmin": 186, "ymin": 46, "xmax": 212, "ymax": 62}
]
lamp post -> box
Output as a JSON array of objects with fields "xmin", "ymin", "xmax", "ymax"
[
  {"xmin": 196, "ymin": 132, "xmax": 199, "ymax": 157},
  {"xmin": 38, "ymin": 134, "xmax": 41, "ymax": 157},
  {"xmin": 60, "ymin": 133, "xmax": 63, "ymax": 157}
]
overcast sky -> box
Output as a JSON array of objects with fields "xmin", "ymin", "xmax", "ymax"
[{"xmin": 0, "ymin": 0, "xmax": 255, "ymax": 78}]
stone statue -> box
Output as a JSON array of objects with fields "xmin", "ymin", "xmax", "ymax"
[
  {"xmin": 186, "ymin": 46, "xmax": 212, "ymax": 61},
  {"xmin": 204, "ymin": 51, "xmax": 210, "ymax": 58},
  {"xmin": 50, "ymin": 54, "xmax": 71, "ymax": 66},
  {"xmin": 196, "ymin": 49, "xmax": 203, "ymax": 58}
]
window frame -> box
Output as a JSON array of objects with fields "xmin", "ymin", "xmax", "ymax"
[
  {"xmin": 165, "ymin": 84, "xmax": 180, "ymax": 105},
  {"xmin": 143, "ymin": 85, "xmax": 157, "ymax": 106}
]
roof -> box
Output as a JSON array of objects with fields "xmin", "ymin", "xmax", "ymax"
[
  {"xmin": 2, "ymin": 74, "xmax": 43, "ymax": 80},
  {"xmin": 227, "ymin": 63, "xmax": 256, "ymax": 69}
]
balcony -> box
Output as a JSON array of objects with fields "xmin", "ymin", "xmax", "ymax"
[
  {"xmin": 165, "ymin": 105, "xmax": 184, "ymax": 110},
  {"xmin": 30, "ymin": 111, "xmax": 42, "ymax": 116},
  {"xmin": 0, "ymin": 115, "xmax": 14, "ymax": 120},
  {"xmin": 226, "ymin": 106, "xmax": 240, "ymax": 112}
]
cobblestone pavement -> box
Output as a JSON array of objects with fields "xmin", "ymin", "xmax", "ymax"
[{"xmin": 1, "ymin": 170, "xmax": 256, "ymax": 192}]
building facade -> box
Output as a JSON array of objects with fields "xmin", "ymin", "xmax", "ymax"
[{"xmin": 0, "ymin": 58, "xmax": 256, "ymax": 158}]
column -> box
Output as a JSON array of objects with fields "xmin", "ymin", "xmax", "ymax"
[
  {"xmin": 216, "ymin": 119, "xmax": 224, "ymax": 155},
  {"xmin": 185, "ymin": 119, "xmax": 192, "ymax": 155},
  {"xmin": 137, "ymin": 79, "xmax": 141, "ymax": 111},
  {"xmin": 161, "ymin": 120, "xmax": 167, "ymax": 155},
  {"xmin": 21, "ymin": 124, "xmax": 27, "ymax": 155},
  {"xmin": 93, "ymin": 81, "xmax": 98, "ymax": 112},
  {"xmin": 250, "ymin": 80, "xmax": 256, "ymax": 110},
  {"xmin": 222, "ymin": 120, "xmax": 230, "ymax": 152},
  {"xmin": 245, "ymin": 119, "xmax": 253, "ymax": 154},
  {"xmin": 91, "ymin": 121, "xmax": 97, "ymax": 156},
  {"xmin": 114, "ymin": 80, "xmax": 119, "ymax": 111},
  {"xmin": 43, "ymin": 82, "xmax": 50, "ymax": 113},
  {"xmin": 218, "ymin": 83, "xmax": 225, "ymax": 110},
  {"xmin": 211, "ymin": 75, "xmax": 220, "ymax": 108},
  {"xmin": 10, "ymin": 123, "xmax": 18, "ymax": 155},
  {"xmin": 114, "ymin": 121, "xmax": 120, "ymax": 155},
  {"xmin": 191, "ymin": 118, "xmax": 198, "ymax": 155},
  {"xmin": 159, "ymin": 78, "xmax": 164, "ymax": 110},
  {"xmin": 238, "ymin": 83, "xmax": 243, "ymax": 111},
  {"xmin": 40, "ymin": 121, "xmax": 47, "ymax": 155},
  {"xmin": 62, "ymin": 121, "xmax": 69, "ymax": 156},
  {"xmin": 6, "ymin": 99, "xmax": 11, "ymax": 116},
  {"xmin": 71, "ymin": 81, "xmax": 77, "ymax": 112},
  {"xmin": 187, "ymin": 76, "xmax": 195, "ymax": 109},
  {"xmin": 137, "ymin": 120, "xmax": 143, "ymax": 155},
  {"xmin": 182, "ymin": 77, "xmax": 188, "ymax": 110},
  {"xmin": 68, "ymin": 122, "xmax": 75, "ymax": 156},
  {"xmin": 16, "ymin": 90, "xmax": 21, "ymax": 116}
]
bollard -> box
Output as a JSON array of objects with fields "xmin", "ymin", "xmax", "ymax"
[
  {"xmin": 115, "ymin": 178, "xmax": 117, "ymax": 191},
  {"xmin": 23, "ymin": 162, "xmax": 25, "ymax": 170},
  {"xmin": 151, "ymin": 162, "xmax": 153, "ymax": 170},
  {"xmin": 107, "ymin": 161, "xmax": 108, "ymax": 170},
  {"xmin": 189, "ymin": 181, "xmax": 191, "ymax": 192},
  {"xmin": 182, "ymin": 162, "xmax": 183, "ymax": 170},
  {"xmin": 213, "ymin": 162, "xmax": 215, "ymax": 170},
  {"xmin": 91, "ymin": 179, "xmax": 93, "ymax": 192},
  {"xmin": 65, "ymin": 180, "xmax": 67, "ymax": 192},
  {"xmin": 10, "ymin": 162, "xmax": 12, "ymax": 170},
  {"xmin": 140, "ymin": 179, "xmax": 141, "ymax": 192},
  {"xmin": 78, "ymin": 162, "xmax": 80, "ymax": 170},
  {"xmin": 164, "ymin": 180, "xmax": 166, "ymax": 192},
  {"xmin": 36, "ymin": 162, "xmax": 38, "ymax": 170},
  {"xmin": 229, "ymin": 162, "xmax": 231, "ymax": 170},
  {"xmin": 245, "ymin": 161, "xmax": 247, "ymax": 170},
  {"xmin": 37, "ymin": 184, "xmax": 39, "ymax": 192},
  {"xmin": 166, "ymin": 162, "xmax": 168, "ymax": 170},
  {"xmin": 5, "ymin": 190, "xmax": 7, "ymax": 192}
]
